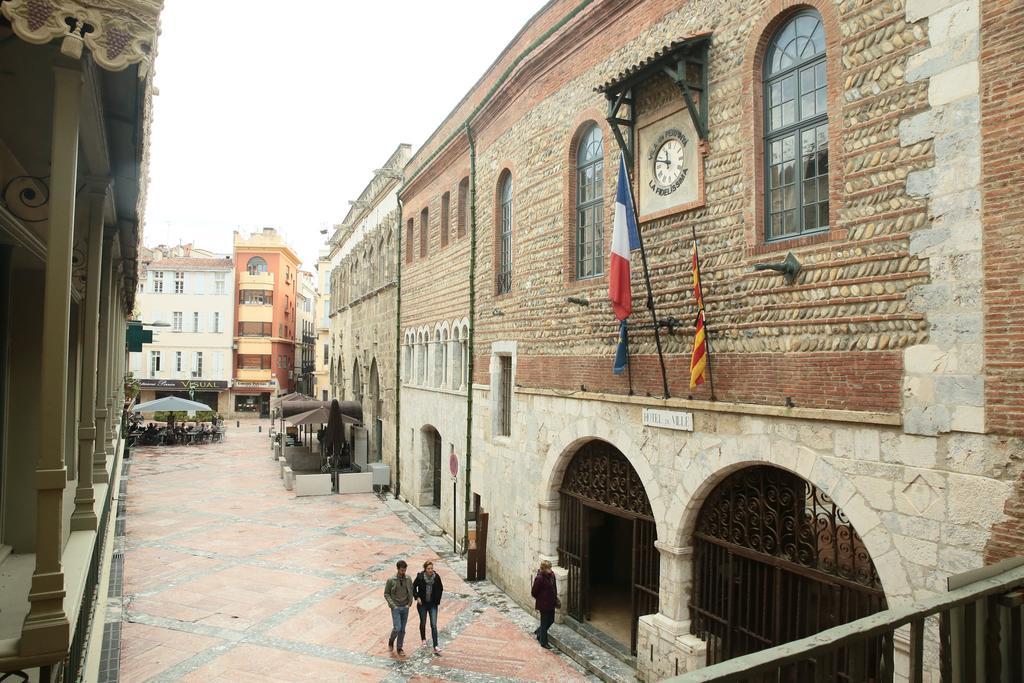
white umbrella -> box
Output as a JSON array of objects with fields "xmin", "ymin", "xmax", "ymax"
[{"xmin": 132, "ymin": 396, "xmax": 213, "ymax": 413}]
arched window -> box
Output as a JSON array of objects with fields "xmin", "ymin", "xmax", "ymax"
[
  {"xmin": 576, "ymin": 124, "xmax": 605, "ymax": 279},
  {"xmin": 406, "ymin": 218, "xmax": 414, "ymax": 263},
  {"xmin": 457, "ymin": 177, "xmax": 470, "ymax": 238},
  {"xmin": 496, "ymin": 171, "xmax": 513, "ymax": 294},
  {"xmin": 367, "ymin": 246, "xmax": 375, "ymax": 290},
  {"xmin": 417, "ymin": 331, "xmax": 426, "ymax": 384},
  {"xmin": 763, "ymin": 10, "xmax": 828, "ymax": 240},
  {"xmin": 420, "ymin": 207, "xmax": 429, "ymax": 258},
  {"xmin": 441, "ymin": 192, "xmax": 450, "ymax": 248},
  {"xmin": 246, "ymin": 256, "xmax": 268, "ymax": 275},
  {"xmin": 451, "ymin": 327, "xmax": 462, "ymax": 389}
]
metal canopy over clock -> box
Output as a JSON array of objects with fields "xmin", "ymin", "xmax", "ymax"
[{"xmin": 596, "ymin": 33, "xmax": 711, "ymax": 221}]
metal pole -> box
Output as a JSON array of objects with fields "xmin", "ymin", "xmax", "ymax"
[{"xmin": 452, "ymin": 478, "xmax": 457, "ymax": 554}]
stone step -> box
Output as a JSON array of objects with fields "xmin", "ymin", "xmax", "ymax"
[
  {"xmin": 562, "ymin": 616, "xmax": 636, "ymax": 668},
  {"xmin": 548, "ymin": 622, "xmax": 638, "ymax": 683}
]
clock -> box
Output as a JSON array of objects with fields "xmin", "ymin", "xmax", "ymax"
[
  {"xmin": 650, "ymin": 129, "xmax": 689, "ymax": 196},
  {"xmin": 636, "ymin": 107, "xmax": 705, "ymax": 221}
]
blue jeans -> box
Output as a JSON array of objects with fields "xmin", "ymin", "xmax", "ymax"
[
  {"xmin": 389, "ymin": 605, "xmax": 410, "ymax": 650},
  {"xmin": 418, "ymin": 603, "xmax": 439, "ymax": 646}
]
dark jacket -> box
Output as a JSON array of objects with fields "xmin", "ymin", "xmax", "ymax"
[
  {"xmin": 413, "ymin": 571, "xmax": 444, "ymax": 607},
  {"xmin": 531, "ymin": 570, "xmax": 558, "ymax": 612}
]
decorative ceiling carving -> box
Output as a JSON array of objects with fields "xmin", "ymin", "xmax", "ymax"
[{"xmin": 0, "ymin": 0, "xmax": 162, "ymax": 76}]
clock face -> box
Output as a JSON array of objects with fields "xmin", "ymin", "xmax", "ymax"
[{"xmin": 653, "ymin": 137, "xmax": 686, "ymax": 188}]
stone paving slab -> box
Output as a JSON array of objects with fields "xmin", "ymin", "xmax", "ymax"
[{"xmin": 118, "ymin": 419, "xmax": 595, "ymax": 682}]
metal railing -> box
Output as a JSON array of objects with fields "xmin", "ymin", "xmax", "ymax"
[{"xmin": 671, "ymin": 562, "xmax": 1024, "ymax": 682}]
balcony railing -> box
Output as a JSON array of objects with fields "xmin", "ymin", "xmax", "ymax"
[{"xmin": 671, "ymin": 561, "xmax": 1024, "ymax": 683}]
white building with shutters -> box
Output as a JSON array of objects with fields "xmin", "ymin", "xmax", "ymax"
[{"xmin": 130, "ymin": 244, "xmax": 235, "ymax": 414}]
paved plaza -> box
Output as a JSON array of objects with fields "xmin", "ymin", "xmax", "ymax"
[{"xmin": 115, "ymin": 420, "xmax": 592, "ymax": 682}]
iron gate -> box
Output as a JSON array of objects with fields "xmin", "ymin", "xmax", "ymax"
[
  {"xmin": 557, "ymin": 440, "xmax": 659, "ymax": 653},
  {"xmin": 690, "ymin": 465, "xmax": 887, "ymax": 679}
]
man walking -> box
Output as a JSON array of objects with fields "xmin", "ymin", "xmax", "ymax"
[{"xmin": 384, "ymin": 559, "xmax": 414, "ymax": 656}]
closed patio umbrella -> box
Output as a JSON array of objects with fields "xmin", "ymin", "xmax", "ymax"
[{"xmin": 132, "ymin": 396, "xmax": 213, "ymax": 412}]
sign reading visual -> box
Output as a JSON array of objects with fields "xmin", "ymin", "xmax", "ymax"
[{"xmin": 138, "ymin": 379, "xmax": 229, "ymax": 390}]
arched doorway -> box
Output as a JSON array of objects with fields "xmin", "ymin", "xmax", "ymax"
[
  {"xmin": 557, "ymin": 440, "xmax": 658, "ymax": 654},
  {"xmin": 369, "ymin": 359, "xmax": 381, "ymax": 463},
  {"xmin": 421, "ymin": 425, "xmax": 442, "ymax": 508},
  {"xmin": 690, "ymin": 465, "xmax": 887, "ymax": 676}
]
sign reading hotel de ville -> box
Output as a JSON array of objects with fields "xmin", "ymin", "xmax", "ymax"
[
  {"xmin": 636, "ymin": 106, "xmax": 706, "ymax": 222},
  {"xmin": 642, "ymin": 408, "xmax": 694, "ymax": 432}
]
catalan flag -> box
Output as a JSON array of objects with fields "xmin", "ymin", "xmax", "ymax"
[{"xmin": 689, "ymin": 242, "xmax": 709, "ymax": 389}]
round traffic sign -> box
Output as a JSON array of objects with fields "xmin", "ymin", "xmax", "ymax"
[{"xmin": 449, "ymin": 449, "xmax": 459, "ymax": 479}]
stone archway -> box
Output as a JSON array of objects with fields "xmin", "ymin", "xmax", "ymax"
[
  {"xmin": 690, "ymin": 464, "xmax": 887, "ymax": 676},
  {"xmin": 556, "ymin": 439, "xmax": 658, "ymax": 655}
]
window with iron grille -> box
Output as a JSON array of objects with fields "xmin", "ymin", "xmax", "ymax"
[
  {"xmin": 174, "ymin": 271, "xmax": 184, "ymax": 293},
  {"xmin": 764, "ymin": 11, "xmax": 829, "ymax": 241},
  {"xmin": 576, "ymin": 125, "xmax": 605, "ymax": 279},
  {"xmin": 497, "ymin": 172, "xmax": 512, "ymax": 295},
  {"xmin": 498, "ymin": 355, "xmax": 512, "ymax": 436}
]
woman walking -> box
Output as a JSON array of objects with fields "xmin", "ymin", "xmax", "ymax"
[
  {"xmin": 413, "ymin": 560, "xmax": 444, "ymax": 655},
  {"xmin": 531, "ymin": 559, "xmax": 559, "ymax": 649}
]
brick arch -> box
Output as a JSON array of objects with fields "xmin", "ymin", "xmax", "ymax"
[
  {"xmin": 671, "ymin": 446, "xmax": 911, "ymax": 605},
  {"xmin": 741, "ymin": 0, "xmax": 847, "ymax": 256},
  {"xmin": 540, "ymin": 417, "xmax": 669, "ymax": 542},
  {"xmin": 562, "ymin": 109, "xmax": 613, "ymax": 288}
]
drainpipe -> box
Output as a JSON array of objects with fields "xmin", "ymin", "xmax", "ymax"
[
  {"xmin": 463, "ymin": 122, "xmax": 477, "ymax": 553},
  {"xmin": 393, "ymin": 195, "xmax": 403, "ymax": 498}
]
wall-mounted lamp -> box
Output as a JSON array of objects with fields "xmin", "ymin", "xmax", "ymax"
[{"xmin": 567, "ymin": 296, "xmax": 590, "ymax": 306}]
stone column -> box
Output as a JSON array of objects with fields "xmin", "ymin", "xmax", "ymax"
[
  {"xmin": 70, "ymin": 182, "xmax": 109, "ymax": 531},
  {"xmin": 92, "ymin": 231, "xmax": 114, "ymax": 483},
  {"xmin": 21, "ymin": 61, "xmax": 81, "ymax": 658},
  {"xmin": 636, "ymin": 541, "xmax": 706, "ymax": 681}
]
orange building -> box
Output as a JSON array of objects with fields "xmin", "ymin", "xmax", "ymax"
[{"xmin": 231, "ymin": 228, "xmax": 301, "ymax": 416}]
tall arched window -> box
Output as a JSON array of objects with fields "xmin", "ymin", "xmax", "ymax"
[
  {"xmin": 441, "ymin": 192, "xmax": 451, "ymax": 248},
  {"xmin": 576, "ymin": 124, "xmax": 605, "ymax": 279},
  {"xmin": 406, "ymin": 218, "xmax": 414, "ymax": 263},
  {"xmin": 246, "ymin": 256, "xmax": 268, "ymax": 275},
  {"xmin": 764, "ymin": 11, "xmax": 828, "ymax": 240},
  {"xmin": 457, "ymin": 177, "xmax": 470, "ymax": 238},
  {"xmin": 496, "ymin": 171, "xmax": 513, "ymax": 295},
  {"xmin": 420, "ymin": 207, "xmax": 429, "ymax": 258}
]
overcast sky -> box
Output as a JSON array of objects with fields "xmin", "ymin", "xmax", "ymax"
[{"xmin": 144, "ymin": 1, "xmax": 545, "ymax": 272}]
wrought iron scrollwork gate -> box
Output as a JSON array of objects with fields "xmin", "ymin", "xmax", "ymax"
[
  {"xmin": 557, "ymin": 441, "xmax": 659, "ymax": 654},
  {"xmin": 690, "ymin": 465, "xmax": 887, "ymax": 679}
]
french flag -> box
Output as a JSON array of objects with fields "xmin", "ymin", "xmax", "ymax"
[{"xmin": 609, "ymin": 152, "xmax": 640, "ymax": 321}]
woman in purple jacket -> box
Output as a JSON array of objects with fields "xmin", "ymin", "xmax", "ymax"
[{"xmin": 531, "ymin": 559, "xmax": 559, "ymax": 649}]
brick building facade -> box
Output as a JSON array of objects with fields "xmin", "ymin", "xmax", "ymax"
[{"xmin": 384, "ymin": 0, "xmax": 1022, "ymax": 678}]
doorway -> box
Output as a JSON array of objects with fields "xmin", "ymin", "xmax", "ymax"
[
  {"xmin": 690, "ymin": 465, "xmax": 887, "ymax": 676},
  {"xmin": 431, "ymin": 430, "xmax": 442, "ymax": 507},
  {"xmin": 557, "ymin": 440, "xmax": 658, "ymax": 654}
]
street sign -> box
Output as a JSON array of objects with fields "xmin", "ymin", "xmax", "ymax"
[{"xmin": 449, "ymin": 448, "xmax": 459, "ymax": 479}]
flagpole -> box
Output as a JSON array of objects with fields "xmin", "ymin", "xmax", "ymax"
[
  {"xmin": 691, "ymin": 225, "xmax": 716, "ymax": 401},
  {"xmin": 623, "ymin": 156, "xmax": 671, "ymax": 399}
]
